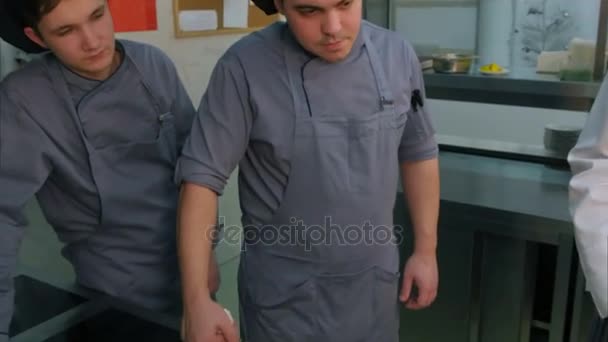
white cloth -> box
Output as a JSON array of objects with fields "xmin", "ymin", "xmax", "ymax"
[{"xmin": 568, "ymin": 76, "xmax": 608, "ymax": 319}]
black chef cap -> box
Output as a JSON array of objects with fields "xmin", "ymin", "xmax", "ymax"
[
  {"xmin": 252, "ymin": 0, "xmax": 278, "ymax": 15},
  {"xmin": 0, "ymin": 0, "xmax": 47, "ymax": 53}
]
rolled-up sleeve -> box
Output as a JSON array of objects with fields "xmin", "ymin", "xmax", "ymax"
[
  {"xmin": 398, "ymin": 42, "xmax": 439, "ymax": 162},
  {"xmin": 568, "ymin": 76, "xmax": 608, "ymax": 318},
  {"xmin": 0, "ymin": 88, "xmax": 51, "ymax": 336},
  {"xmin": 175, "ymin": 53, "xmax": 252, "ymax": 195}
]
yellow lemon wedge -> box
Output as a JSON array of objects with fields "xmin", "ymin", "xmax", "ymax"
[{"xmin": 480, "ymin": 63, "xmax": 504, "ymax": 73}]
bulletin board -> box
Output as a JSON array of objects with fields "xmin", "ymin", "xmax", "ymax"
[
  {"xmin": 173, "ymin": 0, "xmax": 281, "ymax": 38},
  {"xmin": 108, "ymin": 0, "xmax": 158, "ymax": 32}
]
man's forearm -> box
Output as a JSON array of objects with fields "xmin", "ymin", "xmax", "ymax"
[
  {"xmin": 177, "ymin": 182, "xmax": 218, "ymax": 310},
  {"xmin": 400, "ymin": 158, "xmax": 440, "ymax": 255}
]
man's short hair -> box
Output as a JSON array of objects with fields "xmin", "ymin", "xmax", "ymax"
[{"xmin": 22, "ymin": 0, "xmax": 63, "ymax": 29}]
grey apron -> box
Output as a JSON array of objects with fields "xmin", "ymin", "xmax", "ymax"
[
  {"xmin": 238, "ymin": 29, "xmax": 406, "ymax": 342},
  {"xmin": 46, "ymin": 57, "xmax": 181, "ymax": 310}
]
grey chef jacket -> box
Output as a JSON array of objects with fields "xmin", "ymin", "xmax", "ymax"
[
  {"xmin": 176, "ymin": 20, "xmax": 438, "ymax": 226},
  {"xmin": 0, "ymin": 40, "xmax": 195, "ymax": 337}
]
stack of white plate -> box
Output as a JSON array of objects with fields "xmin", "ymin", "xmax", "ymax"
[{"xmin": 544, "ymin": 123, "xmax": 582, "ymax": 155}]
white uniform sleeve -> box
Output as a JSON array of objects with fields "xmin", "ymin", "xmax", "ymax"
[{"xmin": 568, "ymin": 76, "xmax": 608, "ymax": 319}]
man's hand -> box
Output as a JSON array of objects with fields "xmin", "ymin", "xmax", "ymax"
[
  {"xmin": 181, "ymin": 296, "xmax": 239, "ymax": 342},
  {"xmin": 178, "ymin": 183, "xmax": 237, "ymax": 341},
  {"xmin": 399, "ymin": 252, "xmax": 438, "ymax": 310}
]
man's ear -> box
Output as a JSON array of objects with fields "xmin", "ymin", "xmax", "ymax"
[{"xmin": 23, "ymin": 27, "xmax": 47, "ymax": 49}]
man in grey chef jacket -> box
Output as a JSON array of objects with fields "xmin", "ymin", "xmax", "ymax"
[
  {"xmin": 175, "ymin": 0, "xmax": 440, "ymax": 340},
  {"xmin": 0, "ymin": 0, "xmax": 220, "ymax": 339}
]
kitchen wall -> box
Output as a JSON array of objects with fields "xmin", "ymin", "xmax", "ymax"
[
  {"xmin": 429, "ymin": 100, "xmax": 587, "ymax": 147},
  {"xmin": 394, "ymin": 5, "xmax": 478, "ymax": 53},
  {"xmin": 115, "ymin": 1, "xmax": 243, "ymax": 107},
  {"xmin": 115, "ymin": 0, "xmax": 246, "ymax": 231},
  {"xmin": 391, "ymin": 0, "xmax": 595, "ymax": 147},
  {"xmin": 512, "ymin": 0, "xmax": 600, "ymax": 67},
  {"xmin": 391, "ymin": 0, "xmax": 602, "ymax": 67}
]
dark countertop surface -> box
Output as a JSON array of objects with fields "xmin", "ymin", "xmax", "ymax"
[
  {"xmin": 423, "ymin": 66, "xmax": 600, "ymax": 111},
  {"xmin": 9, "ymin": 268, "xmax": 181, "ymax": 342},
  {"xmin": 424, "ymin": 66, "xmax": 599, "ymax": 98},
  {"xmin": 434, "ymin": 151, "xmax": 571, "ymax": 222}
]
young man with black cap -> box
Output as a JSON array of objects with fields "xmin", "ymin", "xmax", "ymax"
[{"xmin": 0, "ymin": 0, "xmax": 220, "ymax": 339}]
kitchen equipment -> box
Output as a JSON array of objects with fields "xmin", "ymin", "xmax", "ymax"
[
  {"xmin": 480, "ymin": 68, "xmax": 510, "ymax": 76},
  {"xmin": 432, "ymin": 53, "xmax": 476, "ymax": 74},
  {"xmin": 543, "ymin": 123, "xmax": 582, "ymax": 156},
  {"xmin": 569, "ymin": 38, "xmax": 596, "ymax": 71},
  {"xmin": 479, "ymin": 63, "xmax": 509, "ymax": 76},
  {"xmin": 420, "ymin": 57, "xmax": 434, "ymax": 70},
  {"xmin": 537, "ymin": 51, "xmax": 569, "ymax": 73}
]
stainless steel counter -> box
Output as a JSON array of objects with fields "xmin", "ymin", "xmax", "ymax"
[
  {"xmin": 396, "ymin": 151, "xmax": 594, "ymax": 342},
  {"xmin": 423, "ymin": 66, "xmax": 601, "ymax": 111},
  {"xmin": 398, "ymin": 151, "xmax": 572, "ymax": 234},
  {"xmin": 436, "ymin": 151, "xmax": 571, "ymax": 223},
  {"xmin": 8, "ymin": 266, "xmax": 181, "ymax": 342}
]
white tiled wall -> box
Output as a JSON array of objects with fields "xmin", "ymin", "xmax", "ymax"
[
  {"xmin": 392, "ymin": 2, "xmax": 592, "ymax": 147},
  {"xmin": 115, "ymin": 0, "xmax": 245, "ymax": 104},
  {"xmin": 429, "ymin": 99, "xmax": 587, "ymax": 146},
  {"xmin": 394, "ymin": 6, "xmax": 478, "ymax": 53},
  {"xmin": 115, "ymin": 0, "xmax": 245, "ymax": 229}
]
